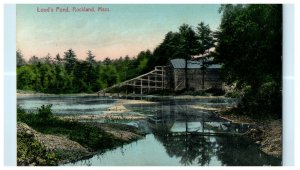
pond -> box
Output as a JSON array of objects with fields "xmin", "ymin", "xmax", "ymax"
[{"xmin": 17, "ymin": 95, "xmax": 281, "ymax": 166}]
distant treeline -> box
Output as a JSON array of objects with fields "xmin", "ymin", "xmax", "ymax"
[
  {"xmin": 17, "ymin": 49, "xmax": 152, "ymax": 93},
  {"xmin": 17, "ymin": 4, "xmax": 282, "ymax": 119}
]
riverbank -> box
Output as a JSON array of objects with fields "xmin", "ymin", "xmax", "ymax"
[
  {"xmin": 17, "ymin": 104, "xmax": 147, "ymax": 166},
  {"xmin": 17, "ymin": 121, "xmax": 145, "ymax": 166},
  {"xmin": 218, "ymin": 112, "xmax": 282, "ymax": 158}
]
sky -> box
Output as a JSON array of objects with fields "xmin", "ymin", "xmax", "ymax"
[{"xmin": 17, "ymin": 4, "xmax": 222, "ymax": 61}]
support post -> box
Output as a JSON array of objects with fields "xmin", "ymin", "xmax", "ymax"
[
  {"xmin": 148, "ymin": 75, "xmax": 150, "ymax": 93},
  {"xmin": 140, "ymin": 79, "xmax": 143, "ymax": 95},
  {"xmin": 155, "ymin": 71, "xmax": 157, "ymax": 91},
  {"xmin": 162, "ymin": 68, "xmax": 164, "ymax": 90},
  {"xmin": 118, "ymin": 85, "xmax": 120, "ymax": 97},
  {"xmin": 133, "ymin": 81, "xmax": 135, "ymax": 94},
  {"xmin": 126, "ymin": 85, "xmax": 128, "ymax": 99}
]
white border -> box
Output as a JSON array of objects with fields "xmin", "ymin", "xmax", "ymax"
[{"xmin": 1, "ymin": 0, "xmax": 299, "ymax": 169}]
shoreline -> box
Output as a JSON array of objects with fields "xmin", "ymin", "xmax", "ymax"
[
  {"xmin": 16, "ymin": 90, "xmax": 233, "ymax": 99},
  {"xmin": 17, "ymin": 121, "xmax": 146, "ymax": 166},
  {"xmin": 217, "ymin": 112, "xmax": 282, "ymax": 158}
]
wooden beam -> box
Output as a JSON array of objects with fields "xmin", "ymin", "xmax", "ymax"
[
  {"xmin": 97, "ymin": 66, "xmax": 169, "ymax": 94},
  {"xmin": 140, "ymin": 79, "xmax": 143, "ymax": 94}
]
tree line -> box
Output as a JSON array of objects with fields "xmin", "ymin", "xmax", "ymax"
[{"xmin": 17, "ymin": 49, "xmax": 153, "ymax": 93}]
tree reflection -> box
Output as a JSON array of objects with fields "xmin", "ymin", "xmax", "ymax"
[
  {"xmin": 150, "ymin": 119, "xmax": 281, "ymax": 166},
  {"xmin": 150, "ymin": 112, "xmax": 215, "ymax": 166},
  {"xmin": 153, "ymin": 131, "xmax": 214, "ymax": 165},
  {"xmin": 214, "ymin": 136, "xmax": 281, "ymax": 166}
]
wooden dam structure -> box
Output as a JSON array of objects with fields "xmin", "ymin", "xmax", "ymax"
[
  {"xmin": 98, "ymin": 66, "xmax": 168, "ymax": 96},
  {"xmin": 97, "ymin": 58, "xmax": 223, "ymax": 96}
]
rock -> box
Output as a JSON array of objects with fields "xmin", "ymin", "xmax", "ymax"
[{"xmin": 17, "ymin": 122, "xmax": 91, "ymax": 166}]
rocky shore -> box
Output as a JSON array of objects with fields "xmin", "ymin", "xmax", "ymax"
[
  {"xmin": 17, "ymin": 121, "xmax": 145, "ymax": 166},
  {"xmin": 218, "ymin": 113, "xmax": 282, "ymax": 158}
]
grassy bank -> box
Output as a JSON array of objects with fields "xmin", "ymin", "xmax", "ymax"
[{"xmin": 17, "ymin": 105, "xmax": 145, "ymax": 166}]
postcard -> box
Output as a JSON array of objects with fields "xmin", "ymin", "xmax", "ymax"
[{"xmin": 11, "ymin": 3, "xmax": 285, "ymax": 166}]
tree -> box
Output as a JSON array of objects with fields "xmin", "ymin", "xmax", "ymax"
[
  {"xmin": 178, "ymin": 24, "xmax": 199, "ymax": 89},
  {"xmin": 73, "ymin": 61, "xmax": 89, "ymax": 92},
  {"xmin": 17, "ymin": 66, "xmax": 36, "ymax": 90},
  {"xmin": 215, "ymin": 4, "xmax": 282, "ymax": 118},
  {"xmin": 152, "ymin": 31, "xmax": 181, "ymax": 67},
  {"xmin": 196, "ymin": 22, "xmax": 215, "ymax": 89},
  {"xmin": 196, "ymin": 22, "xmax": 215, "ymax": 55},
  {"xmin": 86, "ymin": 50, "xmax": 96, "ymax": 66},
  {"xmin": 28, "ymin": 55, "xmax": 40, "ymax": 65},
  {"xmin": 63, "ymin": 49, "xmax": 77, "ymax": 74},
  {"xmin": 17, "ymin": 50, "xmax": 26, "ymax": 67},
  {"xmin": 54, "ymin": 53, "xmax": 62, "ymax": 65},
  {"xmin": 103, "ymin": 57, "xmax": 112, "ymax": 65},
  {"xmin": 84, "ymin": 50, "xmax": 99, "ymax": 92},
  {"xmin": 42, "ymin": 53, "xmax": 52, "ymax": 64}
]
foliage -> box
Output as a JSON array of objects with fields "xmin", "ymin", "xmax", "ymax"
[
  {"xmin": 215, "ymin": 4, "xmax": 282, "ymax": 118},
  {"xmin": 17, "ymin": 50, "xmax": 26, "ymax": 67},
  {"xmin": 17, "ymin": 128, "xmax": 59, "ymax": 166},
  {"xmin": 37, "ymin": 104, "xmax": 54, "ymax": 120},
  {"xmin": 197, "ymin": 22, "xmax": 215, "ymax": 55}
]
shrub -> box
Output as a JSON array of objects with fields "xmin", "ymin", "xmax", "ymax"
[{"xmin": 37, "ymin": 104, "xmax": 53, "ymax": 121}]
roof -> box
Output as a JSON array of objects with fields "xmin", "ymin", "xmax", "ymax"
[
  {"xmin": 170, "ymin": 59, "xmax": 222, "ymax": 69},
  {"xmin": 170, "ymin": 59, "xmax": 202, "ymax": 69}
]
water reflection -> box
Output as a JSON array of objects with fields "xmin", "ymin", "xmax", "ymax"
[
  {"xmin": 152, "ymin": 130, "xmax": 280, "ymax": 166},
  {"xmin": 122, "ymin": 99, "xmax": 281, "ymax": 166},
  {"xmin": 18, "ymin": 96, "xmax": 281, "ymax": 166}
]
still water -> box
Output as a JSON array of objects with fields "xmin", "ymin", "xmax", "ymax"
[
  {"xmin": 17, "ymin": 95, "xmax": 281, "ymax": 166},
  {"xmin": 17, "ymin": 95, "xmax": 116, "ymax": 115}
]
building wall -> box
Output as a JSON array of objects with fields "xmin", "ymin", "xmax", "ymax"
[{"xmin": 171, "ymin": 68, "xmax": 222, "ymax": 91}]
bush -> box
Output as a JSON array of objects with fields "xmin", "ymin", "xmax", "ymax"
[
  {"xmin": 225, "ymin": 91, "xmax": 240, "ymax": 98},
  {"xmin": 17, "ymin": 105, "xmax": 27, "ymax": 122},
  {"xmin": 237, "ymin": 81, "xmax": 282, "ymax": 120},
  {"xmin": 37, "ymin": 104, "xmax": 53, "ymax": 121}
]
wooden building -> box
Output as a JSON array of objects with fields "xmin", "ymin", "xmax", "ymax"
[{"xmin": 166, "ymin": 58, "xmax": 222, "ymax": 91}]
